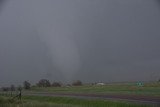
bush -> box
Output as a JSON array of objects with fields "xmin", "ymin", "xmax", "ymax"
[
  {"xmin": 23, "ymin": 81, "xmax": 31, "ymax": 89},
  {"xmin": 52, "ymin": 82, "xmax": 62, "ymax": 87},
  {"xmin": 72, "ymin": 80, "xmax": 82, "ymax": 86},
  {"xmin": 37, "ymin": 79, "xmax": 51, "ymax": 87},
  {"xmin": 1, "ymin": 87, "xmax": 10, "ymax": 91}
]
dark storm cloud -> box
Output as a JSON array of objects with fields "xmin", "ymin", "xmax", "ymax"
[
  {"xmin": 0, "ymin": 0, "xmax": 160, "ymax": 86},
  {"xmin": 0, "ymin": 0, "xmax": 6, "ymax": 12},
  {"xmin": 70, "ymin": 0, "xmax": 160, "ymax": 82},
  {"xmin": 0, "ymin": 0, "xmax": 5, "ymax": 6}
]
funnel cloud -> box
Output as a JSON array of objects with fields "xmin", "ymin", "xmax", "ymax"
[{"xmin": 0, "ymin": 0, "xmax": 160, "ymax": 86}]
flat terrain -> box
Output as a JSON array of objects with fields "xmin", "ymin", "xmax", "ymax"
[
  {"xmin": 30, "ymin": 82, "xmax": 160, "ymax": 96},
  {"xmin": 0, "ymin": 82, "xmax": 160, "ymax": 107},
  {"xmin": 24, "ymin": 92, "xmax": 160, "ymax": 105},
  {"xmin": 0, "ymin": 96, "xmax": 154, "ymax": 107}
]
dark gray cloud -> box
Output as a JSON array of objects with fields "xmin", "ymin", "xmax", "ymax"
[
  {"xmin": 0, "ymin": 0, "xmax": 7, "ymax": 12},
  {"xmin": 0, "ymin": 0, "xmax": 160, "ymax": 86}
]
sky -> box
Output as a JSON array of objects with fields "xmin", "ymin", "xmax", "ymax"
[{"xmin": 0, "ymin": 0, "xmax": 160, "ymax": 86}]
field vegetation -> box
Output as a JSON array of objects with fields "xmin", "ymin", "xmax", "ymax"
[
  {"xmin": 0, "ymin": 95, "xmax": 151, "ymax": 107},
  {"xmin": 29, "ymin": 82, "xmax": 160, "ymax": 96},
  {"xmin": 0, "ymin": 81, "xmax": 159, "ymax": 107}
]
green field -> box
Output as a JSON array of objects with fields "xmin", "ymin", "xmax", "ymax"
[
  {"xmin": 0, "ymin": 96, "xmax": 151, "ymax": 107},
  {"xmin": 30, "ymin": 82, "xmax": 160, "ymax": 96},
  {"xmin": 0, "ymin": 82, "xmax": 159, "ymax": 107}
]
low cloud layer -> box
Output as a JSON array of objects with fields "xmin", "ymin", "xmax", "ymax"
[{"xmin": 0, "ymin": 0, "xmax": 160, "ymax": 86}]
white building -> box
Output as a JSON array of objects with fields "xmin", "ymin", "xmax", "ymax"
[{"xmin": 96, "ymin": 83, "xmax": 105, "ymax": 86}]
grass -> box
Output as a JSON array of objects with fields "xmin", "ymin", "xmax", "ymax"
[
  {"xmin": 0, "ymin": 96, "xmax": 78, "ymax": 107},
  {"xmin": 29, "ymin": 82, "xmax": 160, "ymax": 96},
  {"xmin": 0, "ymin": 95, "xmax": 152, "ymax": 107},
  {"xmin": 0, "ymin": 82, "xmax": 159, "ymax": 107}
]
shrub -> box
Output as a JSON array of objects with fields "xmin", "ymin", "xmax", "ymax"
[
  {"xmin": 37, "ymin": 79, "xmax": 51, "ymax": 87},
  {"xmin": 72, "ymin": 80, "xmax": 82, "ymax": 86},
  {"xmin": 23, "ymin": 81, "xmax": 31, "ymax": 89},
  {"xmin": 1, "ymin": 87, "xmax": 10, "ymax": 91}
]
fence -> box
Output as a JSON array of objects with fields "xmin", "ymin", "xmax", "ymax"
[{"xmin": 0, "ymin": 89, "xmax": 22, "ymax": 101}]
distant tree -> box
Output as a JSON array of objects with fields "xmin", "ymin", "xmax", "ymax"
[
  {"xmin": 23, "ymin": 81, "xmax": 31, "ymax": 89},
  {"xmin": 37, "ymin": 79, "xmax": 51, "ymax": 87},
  {"xmin": 10, "ymin": 85, "xmax": 15, "ymax": 91},
  {"xmin": 10, "ymin": 85, "xmax": 15, "ymax": 96},
  {"xmin": 17, "ymin": 85, "xmax": 22, "ymax": 101},
  {"xmin": 72, "ymin": 80, "xmax": 82, "ymax": 86},
  {"xmin": 52, "ymin": 82, "xmax": 62, "ymax": 87},
  {"xmin": 2, "ymin": 87, "xmax": 9, "ymax": 91}
]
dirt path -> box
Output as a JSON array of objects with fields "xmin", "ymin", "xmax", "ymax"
[{"xmin": 24, "ymin": 92, "xmax": 160, "ymax": 106}]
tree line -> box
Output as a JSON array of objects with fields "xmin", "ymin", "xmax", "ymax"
[{"xmin": 1, "ymin": 79, "xmax": 82, "ymax": 91}]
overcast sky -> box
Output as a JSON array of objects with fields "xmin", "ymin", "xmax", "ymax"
[{"xmin": 0, "ymin": 0, "xmax": 160, "ymax": 86}]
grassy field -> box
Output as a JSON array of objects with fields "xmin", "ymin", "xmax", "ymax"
[
  {"xmin": 0, "ymin": 82, "xmax": 159, "ymax": 107},
  {"xmin": 30, "ymin": 82, "xmax": 160, "ymax": 96},
  {"xmin": 0, "ymin": 95, "xmax": 151, "ymax": 107}
]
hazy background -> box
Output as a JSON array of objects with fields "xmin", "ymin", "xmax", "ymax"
[{"xmin": 0, "ymin": 0, "xmax": 160, "ymax": 86}]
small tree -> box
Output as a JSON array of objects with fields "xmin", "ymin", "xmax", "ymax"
[
  {"xmin": 23, "ymin": 81, "xmax": 31, "ymax": 89},
  {"xmin": 17, "ymin": 85, "xmax": 22, "ymax": 101},
  {"xmin": 37, "ymin": 79, "xmax": 51, "ymax": 87},
  {"xmin": 72, "ymin": 80, "xmax": 82, "ymax": 86},
  {"xmin": 52, "ymin": 82, "xmax": 62, "ymax": 87}
]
